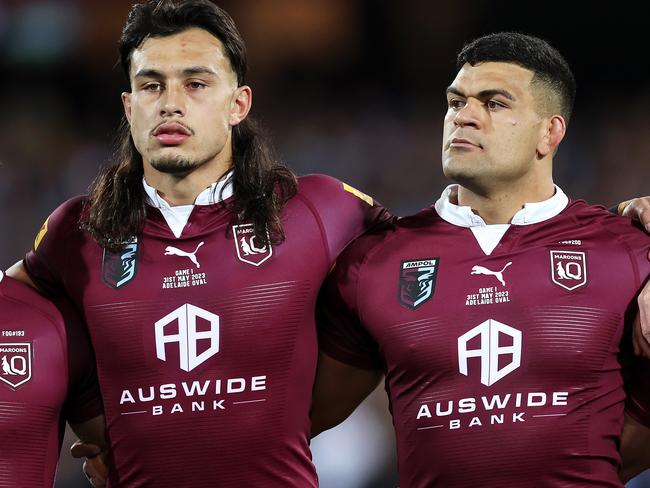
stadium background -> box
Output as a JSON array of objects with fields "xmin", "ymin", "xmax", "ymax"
[{"xmin": 0, "ymin": 0, "xmax": 649, "ymax": 486}]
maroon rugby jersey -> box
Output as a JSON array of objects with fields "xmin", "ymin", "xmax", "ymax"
[
  {"xmin": 318, "ymin": 187, "xmax": 650, "ymax": 487},
  {"xmin": 0, "ymin": 271, "xmax": 101, "ymax": 488},
  {"xmin": 24, "ymin": 174, "xmax": 388, "ymax": 487}
]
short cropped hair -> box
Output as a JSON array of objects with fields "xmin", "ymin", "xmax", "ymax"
[{"xmin": 457, "ymin": 32, "xmax": 576, "ymax": 123}]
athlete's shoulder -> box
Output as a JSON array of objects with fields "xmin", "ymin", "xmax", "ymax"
[
  {"xmin": 291, "ymin": 174, "xmax": 392, "ymax": 261},
  {"xmin": 40, "ymin": 195, "xmax": 88, "ymax": 238},
  {"xmin": 396, "ymin": 206, "xmax": 440, "ymax": 230},
  {"xmin": 567, "ymin": 199, "xmax": 649, "ymax": 241},
  {"xmin": 296, "ymin": 174, "xmax": 374, "ymax": 206},
  {"xmin": 0, "ymin": 272, "xmax": 63, "ymax": 325}
]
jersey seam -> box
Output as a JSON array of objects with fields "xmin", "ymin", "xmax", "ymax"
[{"xmin": 293, "ymin": 192, "xmax": 332, "ymax": 270}]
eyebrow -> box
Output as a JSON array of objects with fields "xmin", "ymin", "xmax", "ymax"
[
  {"xmin": 446, "ymin": 86, "xmax": 516, "ymax": 101},
  {"xmin": 134, "ymin": 66, "xmax": 218, "ymax": 79}
]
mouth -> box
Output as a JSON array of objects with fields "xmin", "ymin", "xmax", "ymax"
[
  {"xmin": 448, "ymin": 138, "xmax": 482, "ymax": 150},
  {"xmin": 152, "ymin": 122, "xmax": 192, "ymax": 146}
]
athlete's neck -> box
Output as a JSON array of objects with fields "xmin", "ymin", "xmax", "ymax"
[
  {"xmin": 455, "ymin": 178, "xmax": 556, "ymax": 224},
  {"xmin": 143, "ymin": 159, "xmax": 232, "ymax": 207}
]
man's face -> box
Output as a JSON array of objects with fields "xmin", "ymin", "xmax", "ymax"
[
  {"xmin": 442, "ymin": 62, "xmax": 545, "ymax": 190},
  {"xmin": 122, "ymin": 28, "xmax": 247, "ymax": 175}
]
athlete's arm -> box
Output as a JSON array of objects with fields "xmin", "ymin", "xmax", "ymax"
[
  {"xmin": 618, "ymin": 197, "xmax": 650, "ymax": 232},
  {"xmin": 310, "ymin": 352, "xmax": 383, "ymax": 437},
  {"xmin": 70, "ymin": 415, "xmax": 110, "ymax": 488},
  {"xmin": 5, "ymin": 260, "xmax": 36, "ymax": 289},
  {"xmin": 620, "ymin": 413, "xmax": 650, "ymax": 482},
  {"xmin": 622, "ymin": 196, "xmax": 650, "ymax": 357},
  {"xmin": 70, "ymin": 414, "xmax": 107, "ymax": 450}
]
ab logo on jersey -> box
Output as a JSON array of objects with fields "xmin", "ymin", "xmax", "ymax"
[
  {"xmin": 398, "ymin": 259, "xmax": 439, "ymax": 310},
  {"xmin": 233, "ymin": 224, "xmax": 273, "ymax": 266},
  {"xmin": 155, "ymin": 304, "xmax": 220, "ymax": 372},
  {"xmin": 102, "ymin": 241, "xmax": 139, "ymax": 289},
  {"xmin": 0, "ymin": 342, "xmax": 32, "ymax": 389},
  {"xmin": 550, "ymin": 250, "xmax": 587, "ymax": 291},
  {"xmin": 458, "ymin": 320, "xmax": 522, "ymax": 386}
]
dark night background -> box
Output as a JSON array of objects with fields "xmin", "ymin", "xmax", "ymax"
[{"xmin": 0, "ymin": 1, "xmax": 648, "ymax": 486}]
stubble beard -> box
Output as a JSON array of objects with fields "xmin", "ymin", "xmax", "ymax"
[{"xmin": 150, "ymin": 154, "xmax": 212, "ymax": 175}]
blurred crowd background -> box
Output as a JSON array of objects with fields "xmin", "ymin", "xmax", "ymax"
[{"xmin": 0, "ymin": 0, "xmax": 649, "ymax": 486}]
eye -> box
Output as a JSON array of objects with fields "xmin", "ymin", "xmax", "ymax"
[
  {"xmin": 486, "ymin": 99, "xmax": 506, "ymax": 110},
  {"xmin": 187, "ymin": 81, "xmax": 207, "ymax": 90},
  {"xmin": 142, "ymin": 82, "xmax": 162, "ymax": 92},
  {"xmin": 448, "ymin": 98, "xmax": 465, "ymax": 110}
]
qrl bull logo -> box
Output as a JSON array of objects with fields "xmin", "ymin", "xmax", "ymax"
[
  {"xmin": 0, "ymin": 343, "xmax": 32, "ymax": 389},
  {"xmin": 550, "ymin": 250, "xmax": 587, "ymax": 291},
  {"xmin": 233, "ymin": 224, "xmax": 273, "ymax": 266},
  {"xmin": 458, "ymin": 320, "xmax": 522, "ymax": 386},
  {"xmin": 102, "ymin": 242, "xmax": 139, "ymax": 289},
  {"xmin": 398, "ymin": 259, "xmax": 439, "ymax": 310},
  {"xmin": 155, "ymin": 304, "xmax": 220, "ymax": 372}
]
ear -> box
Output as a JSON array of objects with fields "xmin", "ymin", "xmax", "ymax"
[
  {"xmin": 229, "ymin": 85, "xmax": 252, "ymax": 126},
  {"xmin": 537, "ymin": 115, "xmax": 566, "ymax": 158},
  {"xmin": 122, "ymin": 92, "xmax": 133, "ymax": 124}
]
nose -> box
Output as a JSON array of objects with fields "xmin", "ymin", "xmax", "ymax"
[
  {"xmin": 159, "ymin": 84, "xmax": 186, "ymax": 117},
  {"xmin": 453, "ymin": 99, "xmax": 481, "ymax": 129}
]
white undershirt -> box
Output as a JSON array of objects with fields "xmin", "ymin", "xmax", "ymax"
[
  {"xmin": 434, "ymin": 184, "xmax": 569, "ymax": 255},
  {"xmin": 143, "ymin": 172, "xmax": 234, "ymax": 238}
]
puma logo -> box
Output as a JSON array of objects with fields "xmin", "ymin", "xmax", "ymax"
[
  {"xmin": 470, "ymin": 262, "xmax": 512, "ymax": 286},
  {"xmin": 164, "ymin": 242, "xmax": 205, "ymax": 268},
  {"xmin": 240, "ymin": 235, "xmax": 267, "ymax": 256}
]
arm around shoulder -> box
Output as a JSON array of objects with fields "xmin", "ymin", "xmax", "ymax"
[
  {"xmin": 310, "ymin": 352, "xmax": 383, "ymax": 437},
  {"xmin": 5, "ymin": 260, "xmax": 37, "ymax": 289},
  {"xmin": 620, "ymin": 413, "xmax": 650, "ymax": 482}
]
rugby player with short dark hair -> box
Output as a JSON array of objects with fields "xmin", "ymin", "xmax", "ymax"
[{"xmin": 312, "ymin": 32, "xmax": 650, "ymax": 487}]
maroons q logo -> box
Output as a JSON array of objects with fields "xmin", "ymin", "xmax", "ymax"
[
  {"xmin": 550, "ymin": 250, "xmax": 587, "ymax": 291},
  {"xmin": 0, "ymin": 343, "xmax": 32, "ymax": 389},
  {"xmin": 398, "ymin": 259, "xmax": 439, "ymax": 310},
  {"xmin": 233, "ymin": 224, "xmax": 272, "ymax": 266}
]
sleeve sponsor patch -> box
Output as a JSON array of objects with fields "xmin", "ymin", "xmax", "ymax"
[
  {"xmin": 343, "ymin": 183, "xmax": 373, "ymax": 206},
  {"xmin": 34, "ymin": 218, "xmax": 49, "ymax": 251}
]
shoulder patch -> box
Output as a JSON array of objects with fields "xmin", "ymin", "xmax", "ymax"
[
  {"xmin": 34, "ymin": 218, "xmax": 49, "ymax": 251},
  {"xmin": 343, "ymin": 183, "xmax": 373, "ymax": 206}
]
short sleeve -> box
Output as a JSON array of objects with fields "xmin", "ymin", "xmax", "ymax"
[
  {"xmin": 23, "ymin": 197, "xmax": 85, "ymax": 298},
  {"xmin": 296, "ymin": 175, "xmax": 393, "ymax": 263},
  {"xmin": 56, "ymin": 298, "xmax": 103, "ymax": 424},
  {"xmin": 317, "ymin": 242, "xmax": 384, "ymax": 370}
]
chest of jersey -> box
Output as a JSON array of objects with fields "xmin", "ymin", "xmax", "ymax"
[
  {"xmin": 355, "ymin": 218, "xmax": 641, "ymax": 487},
  {"xmin": 0, "ymin": 299, "xmax": 68, "ymax": 487},
  {"xmin": 67, "ymin": 205, "xmax": 329, "ymax": 439},
  {"xmin": 0, "ymin": 303, "xmax": 67, "ymax": 412},
  {"xmin": 361, "ymin": 221, "xmax": 636, "ymax": 426}
]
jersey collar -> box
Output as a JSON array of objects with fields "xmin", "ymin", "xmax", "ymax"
[
  {"xmin": 434, "ymin": 184, "xmax": 569, "ymax": 228},
  {"xmin": 142, "ymin": 172, "xmax": 234, "ymax": 238},
  {"xmin": 142, "ymin": 171, "xmax": 234, "ymax": 209}
]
